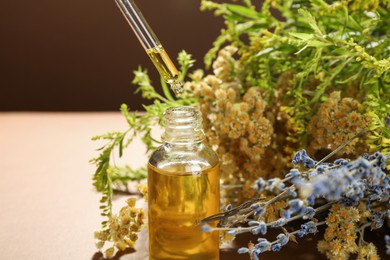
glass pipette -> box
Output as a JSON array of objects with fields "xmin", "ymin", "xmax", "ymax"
[{"xmin": 114, "ymin": 0, "xmax": 182, "ymax": 95}]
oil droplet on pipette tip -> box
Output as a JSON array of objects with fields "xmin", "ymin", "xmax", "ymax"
[{"xmin": 169, "ymin": 78, "xmax": 183, "ymax": 96}]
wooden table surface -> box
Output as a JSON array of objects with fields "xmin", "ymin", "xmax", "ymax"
[
  {"xmin": 0, "ymin": 112, "xmax": 339, "ymax": 260},
  {"xmin": 0, "ymin": 112, "xmax": 146, "ymax": 260}
]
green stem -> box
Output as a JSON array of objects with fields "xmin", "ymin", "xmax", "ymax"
[{"xmin": 161, "ymin": 78, "xmax": 176, "ymax": 102}]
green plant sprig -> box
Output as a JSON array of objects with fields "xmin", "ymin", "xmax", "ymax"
[
  {"xmin": 108, "ymin": 165, "xmax": 147, "ymax": 192},
  {"xmin": 202, "ymin": 0, "xmax": 390, "ymax": 147},
  {"xmin": 90, "ymin": 2, "xmax": 390, "ymax": 258},
  {"xmin": 90, "ymin": 51, "xmax": 196, "ymax": 228}
]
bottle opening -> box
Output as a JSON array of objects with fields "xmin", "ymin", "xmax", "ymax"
[{"xmin": 162, "ymin": 106, "xmax": 204, "ymax": 143}]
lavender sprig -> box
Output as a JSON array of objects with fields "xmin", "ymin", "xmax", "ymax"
[{"xmin": 200, "ymin": 151, "xmax": 389, "ymax": 257}]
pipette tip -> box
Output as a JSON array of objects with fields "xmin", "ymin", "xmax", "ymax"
[{"xmin": 169, "ymin": 79, "xmax": 183, "ymax": 96}]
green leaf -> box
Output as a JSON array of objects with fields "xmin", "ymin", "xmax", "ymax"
[
  {"xmin": 121, "ymin": 104, "xmax": 136, "ymax": 127},
  {"xmin": 298, "ymin": 9, "xmax": 323, "ymax": 35},
  {"xmin": 178, "ymin": 50, "xmax": 196, "ymax": 82},
  {"xmin": 255, "ymin": 47, "xmax": 274, "ymax": 57},
  {"xmin": 307, "ymin": 40, "xmax": 328, "ymax": 47},
  {"xmin": 160, "ymin": 78, "xmax": 175, "ymax": 102},
  {"xmin": 225, "ymin": 4, "xmax": 260, "ymax": 19},
  {"xmin": 346, "ymin": 16, "xmax": 363, "ymax": 32},
  {"xmin": 289, "ymin": 32, "xmax": 314, "ymax": 40},
  {"xmin": 235, "ymin": 21, "xmax": 255, "ymax": 33},
  {"xmin": 118, "ymin": 134, "xmax": 125, "ymax": 157}
]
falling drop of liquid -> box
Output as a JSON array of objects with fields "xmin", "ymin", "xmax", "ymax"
[{"xmin": 169, "ymin": 78, "xmax": 183, "ymax": 96}]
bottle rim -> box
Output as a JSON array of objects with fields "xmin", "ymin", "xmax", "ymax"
[{"xmin": 161, "ymin": 106, "xmax": 204, "ymax": 143}]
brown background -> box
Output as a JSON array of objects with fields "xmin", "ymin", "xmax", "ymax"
[{"xmin": 0, "ymin": 0, "xmax": 223, "ymax": 111}]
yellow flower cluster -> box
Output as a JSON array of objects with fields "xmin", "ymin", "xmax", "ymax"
[
  {"xmin": 350, "ymin": 0, "xmax": 380, "ymax": 12},
  {"xmin": 317, "ymin": 204, "xmax": 360, "ymax": 259},
  {"xmin": 184, "ymin": 46, "xmax": 274, "ymax": 203},
  {"xmin": 317, "ymin": 203, "xmax": 377, "ymax": 260},
  {"xmin": 212, "ymin": 45, "xmax": 237, "ymax": 82},
  {"xmin": 262, "ymin": 200, "xmax": 287, "ymax": 223},
  {"xmin": 356, "ymin": 242, "xmax": 380, "ymax": 260},
  {"xmin": 94, "ymin": 198, "xmax": 145, "ymax": 259},
  {"xmin": 307, "ymin": 91, "xmax": 370, "ymax": 156}
]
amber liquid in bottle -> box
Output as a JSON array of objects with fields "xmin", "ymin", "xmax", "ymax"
[
  {"xmin": 148, "ymin": 106, "xmax": 220, "ymax": 260},
  {"xmin": 148, "ymin": 163, "xmax": 220, "ymax": 259}
]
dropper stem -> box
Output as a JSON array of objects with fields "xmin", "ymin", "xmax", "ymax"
[
  {"xmin": 114, "ymin": 0, "xmax": 182, "ymax": 95},
  {"xmin": 114, "ymin": 0, "xmax": 160, "ymax": 50}
]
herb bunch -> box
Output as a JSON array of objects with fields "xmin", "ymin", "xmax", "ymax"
[
  {"xmin": 199, "ymin": 0, "xmax": 390, "ymax": 170},
  {"xmin": 200, "ymin": 149, "xmax": 389, "ymax": 259},
  {"xmin": 90, "ymin": 52, "xmax": 196, "ymax": 256},
  {"xmin": 91, "ymin": 0, "xmax": 390, "ymax": 258},
  {"xmin": 94, "ymin": 198, "xmax": 145, "ymax": 258}
]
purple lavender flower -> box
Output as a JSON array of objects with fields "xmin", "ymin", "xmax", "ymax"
[
  {"xmin": 368, "ymin": 185, "xmax": 388, "ymax": 201},
  {"xmin": 374, "ymin": 152, "xmax": 387, "ymax": 169},
  {"xmin": 302, "ymin": 207, "xmax": 315, "ymax": 220},
  {"xmin": 254, "ymin": 239, "xmax": 270, "ymax": 253},
  {"xmin": 283, "ymin": 210, "xmax": 291, "ymax": 219},
  {"xmin": 288, "ymin": 199, "xmax": 306, "ymax": 215},
  {"xmin": 292, "ymin": 150, "xmax": 317, "ymax": 168},
  {"xmin": 271, "ymin": 243, "xmax": 282, "ymax": 251},
  {"xmin": 297, "ymin": 230, "xmax": 305, "ymax": 238},
  {"xmin": 383, "ymin": 176, "xmax": 390, "ymax": 190},
  {"xmin": 252, "ymin": 226, "xmax": 262, "ymax": 235},
  {"xmin": 276, "ymin": 233, "xmax": 289, "ymax": 246},
  {"xmin": 225, "ymin": 151, "xmax": 389, "ymax": 257},
  {"xmin": 225, "ymin": 204, "xmax": 233, "ymax": 211},
  {"xmin": 339, "ymin": 197, "xmax": 359, "ymax": 206},
  {"xmin": 292, "ymin": 150, "xmax": 302, "ymax": 165},
  {"xmin": 200, "ymin": 224, "xmax": 212, "ymax": 232},
  {"xmin": 316, "ymin": 165, "xmax": 327, "ymax": 174},
  {"xmin": 385, "ymin": 235, "xmax": 390, "ymax": 255},
  {"xmin": 254, "ymin": 178, "xmax": 266, "ymax": 193},
  {"xmin": 311, "ymin": 167, "xmax": 352, "ymax": 200},
  {"xmin": 237, "ymin": 247, "xmax": 250, "ymax": 254},
  {"xmin": 284, "ymin": 198, "xmax": 307, "ymax": 219},
  {"xmin": 298, "ymin": 221, "xmax": 317, "ymax": 236},
  {"xmin": 259, "ymin": 221, "xmax": 267, "ymax": 235},
  {"xmin": 306, "ymin": 195, "xmax": 315, "ymax": 205},
  {"xmin": 250, "ymin": 204, "xmax": 265, "ymax": 217},
  {"xmin": 285, "ymin": 168, "xmax": 300, "ymax": 179},
  {"xmin": 266, "ymin": 178, "xmax": 285, "ymax": 192},
  {"xmin": 228, "ymin": 230, "xmax": 237, "ymax": 236},
  {"xmin": 334, "ymin": 158, "xmax": 349, "ymax": 166},
  {"xmin": 348, "ymin": 157, "xmax": 370, "ymax": 178},
  {"xmin": 344, "ymin": 180, "xmax": 365, "ymax": 205},
  {"xmin": 249, "ymin": 221, "xmax": 267, "ymax": 235},
  {"xmin": 288, "ymin": 189, "xmax": 298, "ymax": 197},
  {"xmin": 248, "ymin": 220, "xmax": 261, "ymax": 226},
  {"xmin": 370, "ymin": 210, "xmax": 384, "ymax": 229},
  {"xmin": 271, "ymin": 218, "xmax": 287, "ymax": 228}
]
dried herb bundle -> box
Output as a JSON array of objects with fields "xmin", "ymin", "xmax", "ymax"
[{"xmin": 91, "ymin": 1, "xmax": 389, "ymax": 258}]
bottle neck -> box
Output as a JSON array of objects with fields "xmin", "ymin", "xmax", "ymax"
[{"xmin": 161, "ymin": 106, "xmax": 204, "ymax": 145}]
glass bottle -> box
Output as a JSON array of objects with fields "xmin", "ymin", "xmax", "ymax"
[{"xmin": 148, "ymin": 106, "xmax": 220, "ymax": 260}]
